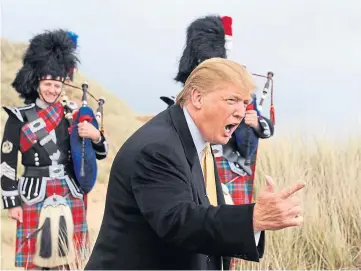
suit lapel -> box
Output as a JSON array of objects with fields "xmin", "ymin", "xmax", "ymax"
[
  {"xmin": 191, "ymin": 155, "xmax": 208, "ymax": 205},
  {"xmin": 169, "ymin": 105, "xmax": 208, "ymax": 205}
]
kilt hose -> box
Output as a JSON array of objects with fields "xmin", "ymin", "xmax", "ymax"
[
  {"xmin": 14, "ymin": 177, "xmax": 89, "ymax": 269},
  {"xmin": 215, "ymin": 154, "xmax": 258, "ymax": 271}
]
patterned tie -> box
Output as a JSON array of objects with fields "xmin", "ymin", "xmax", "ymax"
[{"xmin": 201, "ymin": 143, "xmax": 218, "ymax": 206}]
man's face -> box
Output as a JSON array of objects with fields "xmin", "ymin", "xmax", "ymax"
[
  {"xmin": 193, "ymin": 83, "xmax": 250, "ymax": 145},
  {"xmin": 39, "ymin": 79, "xmax": 63, "ymax": 104}
]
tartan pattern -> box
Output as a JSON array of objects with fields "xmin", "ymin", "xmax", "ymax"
[
  {"xmin": 14, "ymin": 177, "xmax": 88, "ymax": 269},
  {"xmin": 19, "ymin": 102, "xmax": 64, "ymax": 153},
  {"xmin": 216, "ymin": 149, "xmax": 259, "ymax": 270},
  {"xmin": 216, "ymin": 157, "xmax": 255, "ymax": 205}
]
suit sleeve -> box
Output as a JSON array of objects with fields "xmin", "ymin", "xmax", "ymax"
[
  {"xmin": 91, "ymin": 132, "xmax": 108, "ymax": 160},
  {"xmin": 1, "ymin": 113, "xmax": 22, "ymax": 209},
  {"xmin": 130, "ymin": 143, "xmax": 264, "ymax": 262}
]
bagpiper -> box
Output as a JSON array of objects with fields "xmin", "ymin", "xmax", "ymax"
[
  {"xmin": 0, "ymin": 29, "xmax": 108, "ymax": 270},
  {"xmin": 168, "ymin": 14, "xmax": 275, "ymax": 205},
  {"xmin": 166, "ymin": 14, "xmax": 275, "ymax": 269}
]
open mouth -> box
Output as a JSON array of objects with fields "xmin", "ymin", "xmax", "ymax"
[{"xmin": 225, "ymin": 123, "xmax": 238, "ymax": 133}]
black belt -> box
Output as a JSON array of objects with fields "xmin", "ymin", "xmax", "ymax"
[{"xmin": 23, "ymin": 164, "xmax": 73, "ymax": 178}]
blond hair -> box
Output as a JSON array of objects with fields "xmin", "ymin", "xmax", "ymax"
[{"xmin": 175, "ymin": 58, "xmax": 256, "ymax": 106}]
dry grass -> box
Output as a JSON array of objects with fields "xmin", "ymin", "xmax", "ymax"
[
  {"xmin": 234, "ymin": 135, "xmax": 361, "ymax": 270},
  {"xmin": 1, "ymin": 39, "xmax": 361, "ymax": 270}
]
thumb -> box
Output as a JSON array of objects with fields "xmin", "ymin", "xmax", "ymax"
[
  {"xmin": 265, "ymin": 175, "xmax": 275, "ymax": 193},
  {"xmin": 18, "ymin": 210, "xmax": 23, "ymax": 223}
]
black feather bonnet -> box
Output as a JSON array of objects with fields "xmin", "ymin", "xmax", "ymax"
[
  {"xmin": 174, "ymin": 15, "xmax": 233, "ymax": 85},
  {"xmin": 11, "ymin": 29, "xmax": 79, "ymax": 103}
]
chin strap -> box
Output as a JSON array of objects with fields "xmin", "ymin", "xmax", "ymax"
[{"xmin": 37, "ymin": 87, "xmax": 64, "ymax": 106}]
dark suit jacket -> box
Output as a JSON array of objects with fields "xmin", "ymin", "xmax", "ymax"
[{"xmin": 85, "ymin": 104, "xmax": 265, "ymax": 270}]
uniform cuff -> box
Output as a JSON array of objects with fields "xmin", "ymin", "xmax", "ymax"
[
  {"xmin": 2, "ymin": 193, "xmax": 21, "ymax": 209},
  {"xmin": 92, "ymin": 132, "xmax": 105, "ymax": 146},
  {"xmin": 255, "ymin": 118, "xmax": 271, "ymax": 138}
]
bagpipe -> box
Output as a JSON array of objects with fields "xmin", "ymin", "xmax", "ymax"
[
  {"xmin": 234, "ymin": 70, "xmax": 275, "ymax": 174},
  {"xmin": 62, "ymin": 81, "xmax": 106, "ymax": 193}
]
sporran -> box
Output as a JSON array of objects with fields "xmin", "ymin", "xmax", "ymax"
[{"xmin": 33, "ymin": 194, "xmax": 75, "ymax": 268}]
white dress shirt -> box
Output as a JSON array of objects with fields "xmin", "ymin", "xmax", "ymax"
[{"xmin": 183, "ymin": 107, "xmax": 261, "ymax": 246}]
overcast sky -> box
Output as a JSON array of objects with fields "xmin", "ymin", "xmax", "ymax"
[{"xmin": 1, "ymin": 0, "xmax": 360, "ymax": 139}]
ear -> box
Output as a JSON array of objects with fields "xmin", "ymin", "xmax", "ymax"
[{"xmin": 190, "ymin": 87, "xmax": 203, "ymax": 110}]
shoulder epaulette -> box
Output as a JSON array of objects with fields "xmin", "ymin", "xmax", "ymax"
[{"xmin": 2, "ymin": 103, "xmax": 35, "ymax": 122}]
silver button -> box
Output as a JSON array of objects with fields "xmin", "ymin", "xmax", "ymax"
[
  {"xmin": 35, "ymin": 162, "xmax": 40, "ymax": 166},
  {"xmin": 34, "ymin": 153, "xmax": 39, "ymax": 157},
  {"xmin": 35, "ymin": 157, "xmax": 39, "ymax": 161}
]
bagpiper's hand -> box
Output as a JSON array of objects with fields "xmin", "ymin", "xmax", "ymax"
[
  {"xmin": 244, "ymin": 110, "xmax": 260, "ymax": 130},
  {"xmin": 8, "ymin": 206, "xmax": 23, "ymax": 223},
  {"xmin": 78, "ymin": 122, "xmax": 101, "ymax": 142}
]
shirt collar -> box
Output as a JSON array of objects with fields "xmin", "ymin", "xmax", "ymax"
[
  {"xmin": 183, "ymin": 107, "xmax": 207, "ymax": 159},
  {"xmin": 35, "ymin": 98, "xmax": 50, "ymax": 109}
]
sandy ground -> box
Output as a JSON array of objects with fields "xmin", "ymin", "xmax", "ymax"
[{"xmin": 1, "ymin": 182, "xmax": 108, "ymax": 270}]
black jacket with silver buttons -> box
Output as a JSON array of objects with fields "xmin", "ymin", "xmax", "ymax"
[{"xmin": 1, "ymin": 101, "xmax": 108, "ymax": 209}]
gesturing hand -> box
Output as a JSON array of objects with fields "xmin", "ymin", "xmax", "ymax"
[{"xmin": 253, "ymin": 176, "xmax": 305, "ymax": 232}]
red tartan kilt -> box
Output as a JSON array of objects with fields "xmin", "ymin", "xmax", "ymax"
[
  {"xmin": 215, "ymin": 156, "xmax": 255, "ymax": 205},
  {"xmin": 14, "ymin": 178, "xmax": 89, "ymax": 269},
  {"xmin": 216, "ymin": 156, "xmax": 257, "ymax": 270}
]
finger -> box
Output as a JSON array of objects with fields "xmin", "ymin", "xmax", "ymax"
[
  {"xmin": 286, "ymin": 215, "xmax": 304, "ymax": 227},
  {"xmin": 287, "ymin": 205, "xmax": 302, "ymax": 217},
  {"xmin": 265, "ymin": 175, "xmax": 275, "ymax": 193},
  {"xmin": 279, "ymin": 181, "xmax": 305, "ymax": 199},
  {"xmin": 16, "ymin": 211, "xmax": 23, "ymax": 223},
  {"xmin": 18, "ymin": 210, "xmax": 23, "ymax": 223},
  {"xmin": 245, "ymin": 118, "xmax": 255, "ymax": 124},
  {"xmin": 287, "ymin": 196, "xmax": 301, "ymax": 209}
]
